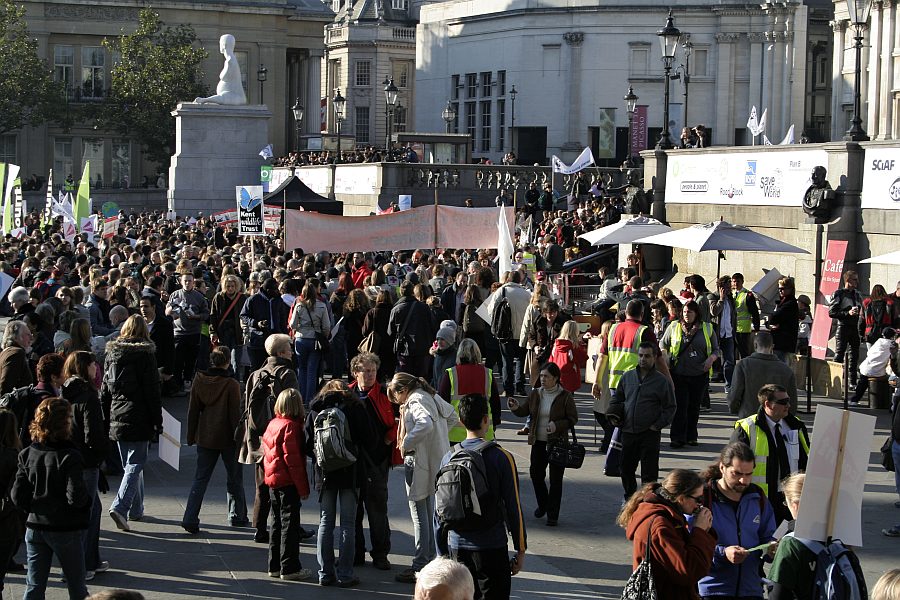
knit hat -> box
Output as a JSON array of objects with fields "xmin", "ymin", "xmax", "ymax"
[
  {"xmin": 440, "ymin": 319, "xmax": 458, "ymax": 332},
  {"xmin": 436, "ymin": 326, "xmax": 456, "ymax": 343}
]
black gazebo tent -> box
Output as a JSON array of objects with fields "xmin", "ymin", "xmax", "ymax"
[{"xmin": 263, "ymin": 175, "xmax": 343, "ymax": 215}]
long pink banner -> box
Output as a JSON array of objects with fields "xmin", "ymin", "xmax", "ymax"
[{"xmin": 285, "ymin": 206, "xmax": 514, "ymax": 253}]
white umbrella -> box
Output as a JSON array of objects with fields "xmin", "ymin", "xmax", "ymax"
[
  {"xmin": 578, "ymin": 215, "xmax": 673, "ymax": 246},
  {"xmin": 858, "ymin": 250, "xmax": 900, "ymax": 265},
  {"xmin": 632, "ymin": 220, "xmax": 809, "ymax": 254}
]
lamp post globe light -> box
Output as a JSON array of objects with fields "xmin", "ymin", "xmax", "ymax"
[
  {"xmin": 509, "ymin": 84, "xmax": 518, "ymax": 153},
  {"xmin": 291, "ymin": 99, "xmax": 304, "ymax": 152},
  {"xmin": 442, "ymin": 100, "xmax": 456, "ymax": 134},
  {"xmin": 257, "ymin": 64, "xmax": 268, "ymax": 105},
  {"xmin": 624, "ymin": 85, "xmax": 638, "ymax": 167},
  {"xmin": 333, "ymin": 88, "xmax": 346, "ymax": 163},
  {"xmin": 844, "ymin": 0, "xmax": 873, "ymax": 141},
  {"xmin": 384, "ymin": 77, "xmax": 399, "ymax": 158},
  {"xmin": 656, "ymin": 10, "xmax": 680, "ymax": 150}
]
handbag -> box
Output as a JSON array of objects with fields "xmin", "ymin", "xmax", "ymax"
[
  {"xmin": 882, "ymin": 436, "xmax": 896, "ymax": 472},
  {"xmin": 620, "ymin": 518, "xmax": 658, "ymax": 600},
  {"xmin": 304, "ymin": 305, "xmax": 330, "ymax": 354},
  {"xmin": 358, "ymin": 330, "xmax": 381, "ymax": 354},
  {"xmin": 547, "ymin": 427, "xmax": 586, "ymax": 469}
]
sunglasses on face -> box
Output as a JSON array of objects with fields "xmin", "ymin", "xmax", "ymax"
[{"xmin": 771, "ymin": 398, "xmax": 791, "ymax": 406}]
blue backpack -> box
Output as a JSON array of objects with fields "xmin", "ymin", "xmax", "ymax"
[{"xmin": 787, "ymin": 534, "xmax": 868, "ymax": 600}]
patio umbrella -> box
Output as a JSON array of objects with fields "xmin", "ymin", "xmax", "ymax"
[
  {"xmin": 632, "ymin": 219, "xmax": 809, "ymax": 277},
  {"xmin": 578, "ymin": 215, "xmax": 673, "ymax": 246},
  {"xmin": 857, "ymin": 250, "xmax": 900, "ymax": 265}
]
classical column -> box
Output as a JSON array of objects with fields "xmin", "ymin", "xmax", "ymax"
[
  {"xmin": 781, "ymin": 28, "xmax": 794, "ymax": 137},
  {"xmin": 878, "ymin": 0, "xmax": 894, "ymax": 138},
  {"xmin": 771, "ymin": 12, "xmax": 786, "ymax": 136},
  {"xmin": 305, "ymin": 48, "xmax": 324, "ymax": 136},
  {"xmin": 748, "ymin": 32, "xmax": 766, "ymax": 119},
  {"xmin": 830, "ymin": 20, "xmax": 847, "ymax": 139},
  {"xmin": 563, "ymin": 32, "xmax": 585, "ymax": 150},
  {"xmin": 715, "ymin": 32, "xmax": 739, "ymax": 145},
  {"xmin": 867, "ymin": 3, "xmax": 883, "ymax": 136}
]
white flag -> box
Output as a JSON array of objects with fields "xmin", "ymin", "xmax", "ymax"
[
  {"xmin": 762, "ymin": 135, "xmax": 773, "ymax": 146},
  {"xmin": 497, "ymin": 206, "xmax": 515, "ymax": 277},
  {"xmin": 550, "ymin": 147, "xmax": 595, "ymax": 174},
  {"xmin": 779, "ymin": 124, "xmax": 795, "ymax": 145},
  {"xmin": 259, "ymin": 144, "xmax": 274, "ymax": 160},
  {"xmin": 757, "ymin": 108, "xmax": 767, "ymax": 135},
  {"xmin": 747, "ymin": 106, "xmax": 759, "ymax": 135}
]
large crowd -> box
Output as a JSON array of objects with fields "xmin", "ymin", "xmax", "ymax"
[{"xmin": 0, "ymin": 200, "xmax": 898, "ymax": 600}]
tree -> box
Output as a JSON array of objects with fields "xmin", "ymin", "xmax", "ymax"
[
  {"xmin": 0, "ymin": 0, "xmax": 65, "ymax": 136},
  {"xmin": 100, "ymin": 8, "xmax": 208, "ymax": 167}
]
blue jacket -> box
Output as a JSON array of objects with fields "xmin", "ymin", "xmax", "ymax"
[
  {"xmin": 696, "ymin": 481, "xmax": 776, "ymax": 598},
  {"xmin": 240, "ymin": 290, "xmax": 288, "ymax": 349}
]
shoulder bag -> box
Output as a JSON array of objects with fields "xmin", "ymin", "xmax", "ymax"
[
  {"xmin": 393, "ymin": 301, "xmax": 418, "ymax": 357},
  {"xmin": 620, "ymin": 518, "xmax": 658, "ymax": 600},
  {"xmin": 305, "ymin": 305, "xmax": 330, "ymax": 354},
  {"xmin": 881, "ymin": 436, "xmax": 895, "ymax": 472},
  {"xmin": 548, "ymin": 426, "xmax": 586, "ymax": 469}
]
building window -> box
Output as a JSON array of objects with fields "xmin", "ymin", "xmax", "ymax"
[
  {"xmin": 465, "ymin": 101, "xmax": 476, "ymax": 150},
  {"xmin": 466, "ymin": 73, "xmax": 477, "ymax": 99},
  {"xmin": 451, "ymin": 74, "xmax": 460, "ymax": 100},
  {"xmin": 498, "ymin": 99, "xmax": 506, "ymax": 151},
  {"xmin": 54, "ymin": 46, "xmax": 75, "ymax": 98},
  {"xmin": 54, "ymin": 139, "xmax": 73, "ymax": 184},
  {"xmin": 394, "ymin": 105, "xmax": 407, "ymax": 133},
  {"xmin": 111, "ymin": 140, "xmax": 130, "ymax": 188},
  {"xmin": 480, "ymin": 100, "xmax": 491, "ymax": 152},
  {"xmin": 81, "ymin": 47, "xmax": 105, "ymax": 99},
  {"xmin": 692, "ymin": 48, "xmax": 708, "ymax": 77},
  {"xmin": 393, "ymin": 62, "xmax": 410, "ymax": 88},
  {"xmin": 497, "ymin": 70, "xmax": 506, "ymax": 96},
  {"xmin": 629, "ymin": 45, "xmax": 650, "ymax": 76},
  {"xmin": 332, "ymin": 0, "xmax": 341, "ymax": 12},
  {"xmin": 450, "ymin": 101, "xmax": 459, "ymax": 133},
  {"xmin": 392, "ymin": 0, "xmax": 409, "ymax": 10},
  {"xmin": 234, "ymin": 51, "xmax": 249, "ymax": 95},
  {"xmin": 355, "ymin": 61, "xmax": 371, "ymax": 87},
  {"xmin": 0, "ymin": 135, "xmax": 16, "ymax": 164},
  {"xmin": 82, "ymin": 138, "xmax": 104, "ymax": 173},
  {"xmin": 481, "ymin": 72, "xmax": 492, "ymax": 97},
  {"xmin": 355, "ymin": 106, "xmax": 370, "ymax": 143}
]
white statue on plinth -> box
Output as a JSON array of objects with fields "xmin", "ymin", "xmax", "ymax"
[{"xmin": 194, "ymin": 34, "xmax": 247, "ymax": 105}]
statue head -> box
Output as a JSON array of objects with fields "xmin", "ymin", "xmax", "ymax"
[
  {"xmin": 627, "ymin": 169, "xmax": 641, "ymax": 186},
  {"xmin": 219, "ymin": 34, "xmax": 235, "ymax": 55},
  {"xmin": 811, "ymin": 165, "xmax": 827, "ymax": 187}
]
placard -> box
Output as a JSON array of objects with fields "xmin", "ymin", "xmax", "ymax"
[
  {"xmin": 861, "ymin": 146, "xmax": 900, "ymax": 208},
  {"xmin": 236, "ymin": 185, "xmax": 265, "ymax": 236},
  {"xmin": 808, "ymin": 304, "xmax": 832, "ymax": 360},
  {"xmin": 102, "ymin": 216, "xmax": 119, "ymax": 239},
  {"xmin": 819, "ymin": 240, "xmax": 848, "ymax": 298},
  {"xmin": 158, "ymin": 408, "xmax": 182, "ymax": 471}
]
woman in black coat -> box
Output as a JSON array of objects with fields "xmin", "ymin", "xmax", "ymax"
[
  {"xmin": 0, "ymin": 409, "xmax": 23, "ymax": 594},
  {"xmin": 342, "ymin": 289, "xmax": 370, "ymax": 366},
  {"xmin": 361, "ymin": 290, "xmax": 394, "ymax": 382},
  {"xmin": 767, "ymin": 276, "xmax": 800, "ymax": 363}
]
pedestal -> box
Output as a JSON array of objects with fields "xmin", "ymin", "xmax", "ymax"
[{"xmin": 168, "ymin": 103, "xmax": 272, "ymax": 214}]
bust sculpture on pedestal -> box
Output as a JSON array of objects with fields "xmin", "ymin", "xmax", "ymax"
[
  {"xmin": 624, "ymin": 169, "xmax": 649, "ymax": 215},
  {"xmin": 194, "ymin": 34, "xmax": 247, "ymax": 105},
  {"xmin": 802, "ymin": 165, "xmax": 835, "ymax": 224}
]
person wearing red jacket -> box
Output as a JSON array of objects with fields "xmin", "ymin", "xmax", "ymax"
[
  {"xmin": 351, "ymin": 256, "xmax": 373, "ymax": 289},
  {"xmin": 549, "ymin": 321, "xmax": 588, "ymax": 393},
  {"xmin": 262, "ymin": 389, "xmax": 312, "ymax": 582}
]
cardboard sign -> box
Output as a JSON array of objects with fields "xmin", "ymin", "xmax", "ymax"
[
  {"xmin": 794, "ymin": 405, "xmax": 876, "ymax": 546},
  {"xmin": 158, "ymin": 408, "xmax": 182, "ymax": 471},
  {"xmin": 102, "ymin": 216, "xmax": 119, "ymax": 239},
  {"xmin": 236, "ymin": 186, "xmax": 265, "ymax": 236},
  {"xmin": 808, "ymin": 304, "xmax": 832, "ymax": 360},
  {"xmin": 820, "ymin": 240, "xmax": 848, "ymax": 298},
  {"xmin": 584, "ymin": 336, "xmax": 604, "ymax": 384}
]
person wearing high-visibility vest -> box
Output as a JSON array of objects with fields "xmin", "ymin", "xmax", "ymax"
[
  {"xmin": 731, "ymin": 273, "xmax": 760, "ymax": 360},
  {"xmin": 659, "ymin": 300, "xmax": 720, "ymax": 449},
  {"xmin": 729, "ymin": 383, "xmax": 809, "ymax": 525},
  {"xmin": 437, "ymin": 338, "xmax": 502, "ymax": 443}
]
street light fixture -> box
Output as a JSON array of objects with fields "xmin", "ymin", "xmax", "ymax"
[
  {"xmin": 384, "ymin": 77, "xmax": 399, "ymax": 158},
  {"xmin": 656, "ymin": 10, "xmax": 681, "ymax": 150},
  {"xmin": 257, "ymin": 64, "xmax": 268, "ymax": 105},
  {"xmin": 333, "ymin": 88, "xmax": 346, "ymax": 163},
  {"xmin": 675, "ymin": 37, "xmax": 693, "ymax": 130},
  {"xmin": 509, "ymin": 85, "xmax": 518, "ymax": 153},
  {"xmin": 291, "ymin": 99, "xmax": 304, "ymax": 152},
  {"xmin": 441, "ymin": 100, "xmax": 456, "ymax": 134},
  {"xmin": 624, "ymin": 85, "xmax": 638, "ymax": 168},
  {"xmin": 844, "ymin": 0, "xmax": 873, "ymax": 141}
]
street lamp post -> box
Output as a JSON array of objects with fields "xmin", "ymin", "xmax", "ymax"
[
  {"xmin": 257, "ymin": 64, "xmax": 268, "ymax": 105},
  {"xmin": 291, "ymin": 99, "xmax": 304, "ymax": 152},
  {"xmin": 656, "ymin": 10, "xmax": 681, "ymax": 150},
  {"xmin": 441, "ymin": 100, "xmax": 456, "ymax": 134},
  {"xmin": 384, "ymin": 77, "xmax": 399, "ymax": 159},
  {"xmin": 678, "ymin": 39, "xmax": 692, "ymax": 130},
  {"xmin": 333, "ymin": 88, "xmax": 346, "ymax": 163},
  {"xmin": 509, "ymin": 85, "xmax": 518, "ymax": 153},
  {"xmin": 624, "ymin": 85, "xmax": 638, "ymax": 168},
  {"xmin": 844, "ymin": 0, "xmax": 873, "ymax": 141}
]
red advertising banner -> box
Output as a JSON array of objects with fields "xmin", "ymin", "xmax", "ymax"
[
  {"xmin": 631, "ymin": 105, "xmax": 648, "ymax": 154},
  {"xmin": 819, "ymin": 240, "xmax": 848, "ymax": 298},
  {"xmin": 809, "ymin": 304, "xmax": 832, "ymax": 360}
]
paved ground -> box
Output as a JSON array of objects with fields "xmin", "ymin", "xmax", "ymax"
[{"xmin": 3, "ymin": 379, "xmax": 898, "ymax": 600}]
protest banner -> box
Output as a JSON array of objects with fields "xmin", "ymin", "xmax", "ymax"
[
  {"xmin": 237, "ymin": 185, "xmax": 265, "ymax": 236},
  {"xmin": 809, "ymin": 304, "xmax": 832, "ymax": 360},
  {"xmin": 102, "ymin": 216, "xmax": 119, "ymax": 239}
]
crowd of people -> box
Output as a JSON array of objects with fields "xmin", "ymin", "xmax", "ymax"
[{"xmin": 0, "ymin": 200, "xmax": 897, "ymax": 600}]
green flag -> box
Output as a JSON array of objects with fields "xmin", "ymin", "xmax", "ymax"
[
  {"xmin": 0, "ymin": 163, "xmax": 21, "ymax": 235},
  {"xmin": 75, "ymin": 161, "xmax": 91, "ymax": 229}
]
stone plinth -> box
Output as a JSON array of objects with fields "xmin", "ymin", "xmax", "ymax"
[{"xmin": 168, "ymin": 103, "xmax": 271, "ymax": 214}]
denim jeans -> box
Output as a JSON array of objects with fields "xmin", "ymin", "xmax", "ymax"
[
  {"xmin": 408, "ymin": 495, "xmax": 436, "ymax": 571},
  {"xmin": 182, "ymin": 446, "xmax": 248, "ymax": 528},
  {"xmin": 82, "ymin": 467, "xmax": 102, "ymax": 571},
  {"xmin": 317, "ymin": 487, "xmax": 358, "ymax": 582},
  {"xmin": 111, "ymin": 440, "xmax": 148, "ymax": 520},
  {"xmin": 24, "ymin": 528, "xmax": 87, "ymax": 600},
  {"xmin": 295, "ymin": 338, "xmax": 320, "ymax": 405},
  {"xmin": 499, "ymin": 340, "xmax": 524, "ymax": 395}
]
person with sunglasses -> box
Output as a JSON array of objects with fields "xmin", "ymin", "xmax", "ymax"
[
  {"xmin": 766, "ymin": 276, "xmax": 800, "ymax": 364},
  {"xmin": 730, "ymin": 384, "xmax": 810, "ymax": 524}
]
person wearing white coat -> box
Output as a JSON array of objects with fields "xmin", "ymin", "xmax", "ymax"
[{"xmin": 387, "ymin": 372, "xmax": 460, "ymax": 584}]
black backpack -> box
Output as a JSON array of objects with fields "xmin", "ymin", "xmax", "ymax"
[
  {"xmin": 0, "ymin": 385, "xmax": 38, "ymax": 439},
  {"xmin": 245, "ymin": 368, "xmax": 285, "ymax": 437},
  {"xmin": 434, "ymin": 440, "xmax": 501, "ymax": 533},
  {"xmin": 491, "ymin": 288, "xmax": 514, "ymax": 341}
]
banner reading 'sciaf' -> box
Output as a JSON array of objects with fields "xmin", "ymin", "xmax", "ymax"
[
  {"xmin": 236, "ymin": 186, "xmax": 265, "ymax": 236},
  {"xmin": 551, "ymin": 147, "xmax": 595, "ymax": 175}
]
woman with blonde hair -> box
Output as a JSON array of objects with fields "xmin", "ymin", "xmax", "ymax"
[
  {"xmin": 591, "ymin": 319, "xmax": 616, "ymax": 452},
  {"xmin": 548, "ymin": 320, "xmax": 587, "ymax": 393},
  {"xmin": 520, "ymin": 282, "xmax": 552, "ymax": 387},
  {"xmin": 387, "ymin": 373, "xmax": 459, "ymax": 584},
  {"xmin": 872, "ymin": 569, "xmax": 900, "ymax": 600},
  {"xmin": 289, "ymin": 280, "xmax": 332, "ymax": 404},
  {"xmin": 210, "ymin": 273, "xmax": 247, "ymax": 379}
]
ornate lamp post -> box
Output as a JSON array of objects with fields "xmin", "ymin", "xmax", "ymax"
[
  {"xmin": 333, "ymin": 88, "xmax": 346, "ymax": 163},
  {"xmin": 257, "ymin": 64, "xmax": 268, "ymax": 104},
  {"xmin": 844, "ymin": 0, "xmax": 873, "ymax": 141},
  {"xmin": 677, "ymin": 38, "xmax": 692, "ymax": 130},
  {"xmin": 509, "ymin": 85, "xmax": 518, "ymax": 153},
  {"xmin": 624, "ymin": 85, "xmax": 638, "ymax": 168},
  {"xmin": 291, "ymin": 99, "xmax": 304, "ymax": 152},
  {"xmin": 384, "ymin": 77, "xmax": 399, "ymax": 158},
  {"xmin": 441, "ymin": 100, "xmax": 456, "ymax": 134},
  {"xmin": 656, "ymin": 10, "xmax": 681, "ymax": 150}
]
